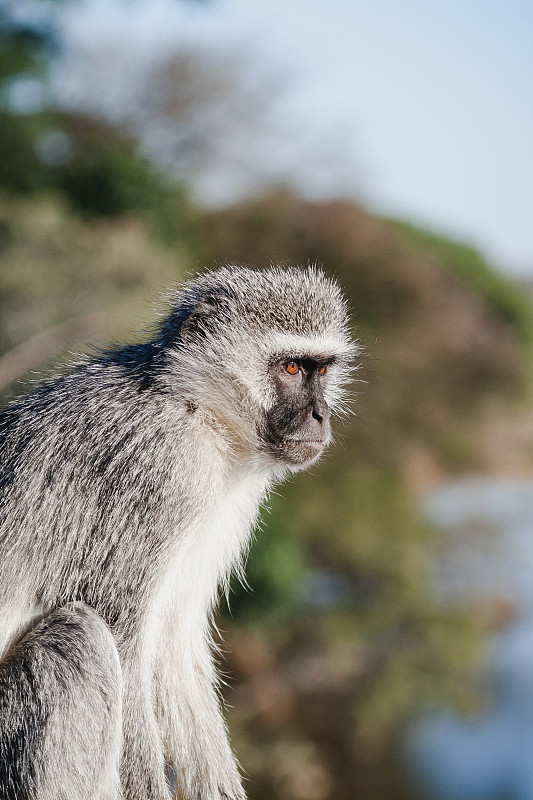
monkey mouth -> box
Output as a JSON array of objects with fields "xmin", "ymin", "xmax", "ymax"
[
  {"xmin": 284, "ymin": 438, "xmax": 325, "ymax": 445},
  {"xmin": 279, "ymin": 437, "xmax": 326, "ymax": 467}
]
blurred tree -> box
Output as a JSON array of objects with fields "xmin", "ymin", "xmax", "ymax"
[
  {"xmin": 53, "ymin": 39, "xmax": 290, "ymax": 205},
  {"xmin": 1, "ymin": 0, "xmax": 363, "ymax": 215},
  {"xmin": 0, "ymin": 0, "xmax": 204, "ymax": 223},
  {"xmin": 0, "ymin": 1, "xmax": 56, "ymax": 85},
  {"xmin": 0, "ymin": 0, "xmax": 56, "ymax": 192}
]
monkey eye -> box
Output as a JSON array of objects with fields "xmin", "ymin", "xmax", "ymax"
[
  {"xmin": 318, "ymin": 364, "xmax": 328, "ymax": 376},
  {"xmin": 284, "ymin": 360, "xmax": 300, "ymax": 375}
]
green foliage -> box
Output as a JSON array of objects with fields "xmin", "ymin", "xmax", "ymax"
[
  {"xmin": 225, "ymin": 508, "xmax": 307, "ymax": 624},
  {"xmin": 0, "ymin": 111, "xmax": 200, "ymax": 256},
  {"xmin": 55, "ymin": 116, "xmax": 169, "ymax": 217},
  {"xmin": 0, "ymin": 5, "xmax": 54, "ymax": 83},
  {"xmin": 0, "ymin": 3, "xmax": 198, "ymax": 241},
  {"xmin": 0, "ymin": 111, "xmax": 50, "ymax": 192}
]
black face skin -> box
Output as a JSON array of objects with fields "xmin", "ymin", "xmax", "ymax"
[{"xmin": 265, "ymin": 357, "xmax": 332, "ymax": 467}]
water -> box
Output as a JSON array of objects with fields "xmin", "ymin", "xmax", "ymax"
[{"xmin": 409, "ymin": 476, "xmax": 533, "ymax": 800}]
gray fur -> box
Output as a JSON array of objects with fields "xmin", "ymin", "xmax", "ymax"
[
  {"xmin": 0, "ymin": 265, "xmax": 355, "ymax": 799},
  {"xmin": 0, "ymin": 604, "xmax": 122, "ymax": 800}
]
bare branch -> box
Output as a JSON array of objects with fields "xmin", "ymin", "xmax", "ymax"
[{"xmin": 0, "ymin": 311, "xmax": 122, "ymax": 391}]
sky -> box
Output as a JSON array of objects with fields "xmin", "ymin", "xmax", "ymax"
[{"xmin": 58, "ymin": 0, "xmax": 533, "ymax": 276}]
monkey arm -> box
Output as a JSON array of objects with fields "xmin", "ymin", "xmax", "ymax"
[
  {"xmin": 119, "ymin": 659, "xmax": 174, "ymax": 800},
  {"xmin": 0, "ymin": 603, "xmax": 122, "ymax": 800},
  {"xmin": 156, "ymin": 624, "xmax": 246, "ymax": 800}
]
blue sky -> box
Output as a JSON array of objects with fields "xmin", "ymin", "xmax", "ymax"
[{"xmin": 60, "ymin": 0, "xmax": 533, "ymax": 275}]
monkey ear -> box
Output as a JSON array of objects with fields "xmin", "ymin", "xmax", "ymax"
[{"xmin": 180, "ymin": 295, "xmax": 223, "ymax": 338}]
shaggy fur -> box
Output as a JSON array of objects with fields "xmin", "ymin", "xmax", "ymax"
[{"xmin": 0, "ymin": 265, "xmax": 356, "ymax": 800}]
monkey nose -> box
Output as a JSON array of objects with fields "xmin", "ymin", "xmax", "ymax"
[
  {"xmin": 311, "ymin": 399, "xmax": 329, "ymax": 424},
  {"xmin": 309, "ymin": 403, "xmax": 330, "ymax": 435}
]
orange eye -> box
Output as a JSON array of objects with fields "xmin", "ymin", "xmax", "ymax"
[
  {"xmin": 285, "ymin": 361, "xmax": 299, "ymax": 375},
  {"xmin": 318, "ymin": 364, "xmax": 328, "ymax": 376}
]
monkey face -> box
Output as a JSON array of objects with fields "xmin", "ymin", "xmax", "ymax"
[{"xmin": 264, "ymin": 357, "xmax": 333, "ymax": 468}]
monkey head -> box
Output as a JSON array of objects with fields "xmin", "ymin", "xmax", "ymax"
[{"xmin": 157, "ymin": 265, "xmax": 356, "ymax": 471}]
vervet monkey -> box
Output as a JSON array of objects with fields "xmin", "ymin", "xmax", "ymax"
[{"xmin": 0, "ymin": 265, "xmax": 355, "ymax": 800}]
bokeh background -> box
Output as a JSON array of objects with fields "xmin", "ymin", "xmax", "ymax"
[{"xmin": 1, "ymin": 1, "xmax": 533, "ymax": 798}]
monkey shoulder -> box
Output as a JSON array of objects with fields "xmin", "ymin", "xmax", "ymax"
[
  {"xmin": 0, "ymin": 349, "xmax": 188, "ymax": 453},
  {"xmin": 0, "ymin": 353, "xmax": 200, "ymax": 544}
]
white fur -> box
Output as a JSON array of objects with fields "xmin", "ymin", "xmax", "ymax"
[{"xmin": 151, "ymin": 437, "xmax": 271, "ymax": 800}]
